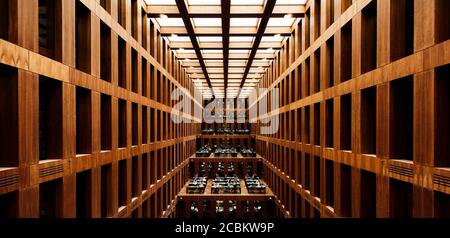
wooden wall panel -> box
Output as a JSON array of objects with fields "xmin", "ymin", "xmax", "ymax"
[
  {"xmin": 252, "ymin": 0, "xmax": 450, "ymax": 218},
  {"xmin": 0, "ymin": 0, "xmax": 201, "ymax": 218}
]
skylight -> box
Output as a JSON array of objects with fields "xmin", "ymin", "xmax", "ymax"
[
  {"xmin": 193, "ymin": 18, "xmax": 222, "ymax": 27},
  {"xmin": 188, "ymin": 0, "xmax": 221, "ymax": 5},
  {"xmin": 230, "ymin": 36, "xmax": 254, "ymax": 42},
  {"xmin": 145, "ymin": 0, "xmax": 306, "ymax": 98},
  {"xmin": 145, "ymin": 0, "xmax": 176, "ymax": 5},
  {"xmin": 230, "ymin": 0, "xmax": 264, "ymax": 5},
  {"xmin": 230, "ymin": 18, "xmax": 260, "ymax": 27},
  {"xmin": 198, "ymin": 36, "xmax": 223, "ymax": 42},
  {"xmin": 167, "ymin": 36, "xmax": 191, "ymax": 42},
  {"xmin": 261, "ymin": 35, "xmax": 284, "ymax": 42},
  {"xmin": 156, "ymin": 18, "xmax": 184, "ymax": 27},
  {"xmin": 277, "ymin": 0, "xmax": 308, "ymax": 4},
  {"xmin": 267, "ymin": 18, "xmax": 296, "ymax": 27}
]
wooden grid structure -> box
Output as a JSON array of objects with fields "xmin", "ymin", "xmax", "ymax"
[
  {"xmin": 252, "ymin": 0, "xmax": 450, "ymax": 218},
  {"xmin": 0, "ymin": 0, "xmax": 201, "ymax": 218},
  {"xmin": 1, "ymin": 0, "xmax": 449, "ymax": 219},
  {"xmin": 146, "ymin": 0, "xmax": 308, "ymax": 98}
]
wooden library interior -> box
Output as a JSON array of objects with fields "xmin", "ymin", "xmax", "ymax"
[{"xmin": 0, "ymin": 0, "xmax": 449, "ymax": 218}]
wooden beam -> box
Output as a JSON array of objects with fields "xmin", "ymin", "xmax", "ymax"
[
  {"xmin": 175, "ymin": 0, "xmax": 214, "ymax": 97},
  {"xmin": 147, "ymin": 5, "xmax": 306, "ymax": 18},
  {"xmin": 238, "ymin": 0, "xmax": 277, "ymax": 97},
  {"xmin": 170, "ymin": 41, "xmax": 283, "ymax": 50},
  {"xmin": 222, "ymin": 0, "xmax": 231, "ymax": 97},
  {"xmin": 189, "ymin": 74, "xmax": 263, "ymax": 79},
  {"xmin": 176, "ymin": 52, "xmax": 275, "ymax": 60},
  {"xmin": 182, "ymin": 61, "xmax": 270, "ymax": 68},
  {"xmin": 160, "ymin": 26, "xmax": 293, "ymax": 36}
]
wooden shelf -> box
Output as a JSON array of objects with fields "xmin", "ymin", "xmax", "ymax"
[
  {"xmin": 0, "ymin": 0, "xmax": 200, "ymax": 219},
  {"xmin": 251, "ymin": 0, "xmax": 450, "ymax": 219},
  {"xmin": 1, "ymin": 0, "xmax": 449, "ymax": 219}
]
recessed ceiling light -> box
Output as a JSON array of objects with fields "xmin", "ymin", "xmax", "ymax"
[
  {"xmin": 159, "ymin": 14, "xmax": 168, "ymax": 19},
  {"xmin": 262, "ymin": 58, "xmax": 267, "ymax": 61},
  {"xmin": 284, "ymin": 14, "xmax": 293, "ymax": 18}
]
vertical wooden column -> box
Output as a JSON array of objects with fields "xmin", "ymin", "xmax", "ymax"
[
  {"xmin": 92, "ymin": 92, "xmax": 101, "ymax": 154},
  {"xmin": 301, "ymin": 14, "xmax": 307, "ymax": 56},
  {"xmin": 58, "ymin": 0, "xmax": 76, "ymax": 66},
  {"xmin": 412, "ymin": 70, "xmax": 435, "ymax": 218},
  {"xmin": 377, "ymin": 0, "xmax": 390, "ymax": 67},
  {"xmin": 352, "ymin": 92, "xmax": 361, "ymax": 154},
  {"xmin": 144, "ymin": 61, "xmax": 151, "ymax": 100},
  {"xmin": 294, "ymin": 151, "xmax": 300, "ymax": 186},
  {"xmin": 111, "ymin": 33, "xmax": 119, "ymax": 86},
  {"xmin": 17, "ymin": 186, "xmax": 39, "ymax": 218},
  {"xmin": 91, "ymin": 167, "xmax": 101, "ymax": 218},
  {"xmin": 137, "ymin": 56, "xmax": 142, "ymax": 96},
  {"xmin": 9, "ymin": 0, "xmax": 39, "ymax": 51},
  {"xmin": 61, "ymin": 174, "xmax": 76, "ymax": 217},
  {"xmin": 333, "ymin": 0, "xmax": 342, "ymax": 20},
  {"xmin": 64, "ymin": 82, "xmax": 77, "ymax": 159},
  {"xmin": 138, "ymin": 104, "xmax": 142, "ymax": 148},
  {"xmin": 352, "ymin": 90, "xmax": 363, "ymax": 218},
  {"xmin": 91, "ymin": 15, "xmax": 100, "ymax": 78},
  {"xmin": 134, "ymin": 204, "xmax": 143, "ymax": 218},
  {"xmin": 135, "ymin": 155, "xmax": 143, "ymax": 199},
  {"xmin": 376, "ymin": 174, "xmax": 389, "ymax": 218},
  {"xmin": 320, "ymin": 44, "xmax": 327, "ymax": 90},
  {"xmin": 125, "ymin": 158, "xmax": 132, "ymax": 209},
  {"xmin": 333, "ymin": 30, "xmax": 342, "ymax": 85},
  {"xmin": 137, "ymin": 0, "xmax": 143, "ymax": 45},
  {"xmin": 414, "ymin": 0, "xmax": 437, "ymax": 52},
  {"xmin": 320, "ymin": 102, "xmax": 326, "ymax": 203},
  {"xmin": 125, "ymin": 44, "xmax": 132, "ymax": 91},
  {"xmin": 333, "ymin": 161, "xmax": 341, "ymax": 217},
  {"xmin": 351, "ymin": 167, "xmax": 361, "ymax": 218},
  {"xmin": 17, "ymin": 70, "xmax": 39, "ymax": 218},
  {"xmin": 310, "ymin": 0, "xmax": 319, "ymax": 43},
  {"xmin": 322, "ymin": 0, "xmax": 332, "ymax": 32},
  {"xmin": 332, "ymin": 96, "xmax": 342, "ymax": 215},
  {"xmin": 352, "ymin": 14, "xmax": 362, "ymax": 79},
  {"xmin": 91, "ymin": 92, "xmax": 101, "ymax": 218},
  {"xmin": 311, "ymin": 51, "xmax": 318, "ymax": 94},
  {"xmin": 60, "ymin": 81, "xmax": 77, "ymax": 217},
  {"xmin": 111, "ymin": 95, "xmax": 118, "ymax": 155},
  {"xmin": 413, "ymin": 71, "xmax": 435, "ymax": 168},
  {"xmin": 125, "ymin": 0, "xmax": 131, "ymax": 32},
  {"xmin": 126, "ymin": 101, "xmax": 132, "ymax": 149},
  {"xmin": 376, "ymin": 83, "xmax": 389, "ymax": 217}
]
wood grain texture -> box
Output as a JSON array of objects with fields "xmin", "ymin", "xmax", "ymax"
[
  {"xmin": 0, "ymin": 0, "xmax": 200, "ymax": 219},
  {"xmin": 252, "ymin": 0, "xmax": 450, "ymax": 218}
]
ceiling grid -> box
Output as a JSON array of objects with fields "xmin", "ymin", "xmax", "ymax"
[{"xmin": 146, "ymin": 0, "xmax": 307, "ymax": 99}]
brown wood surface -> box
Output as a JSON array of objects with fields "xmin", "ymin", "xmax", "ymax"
[{"xmin": 252, "ymin": 0, "xmax": 450, "ymax": 218}]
